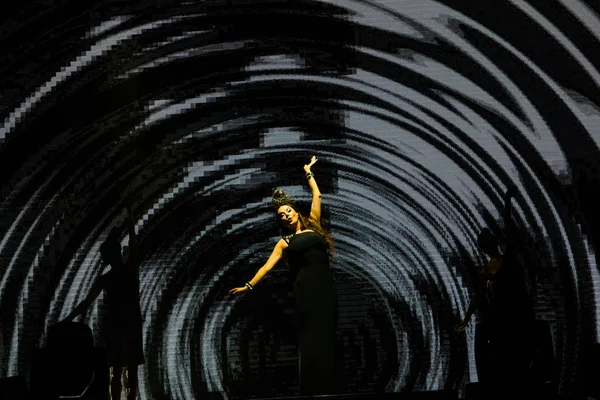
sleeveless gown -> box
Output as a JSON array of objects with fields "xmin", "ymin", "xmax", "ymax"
[
  {"xmin": 285, "ymin": 231, "xmax": 337, "ymax": 395},
  {"xmin": 102, "ymin": 266, "xmax": 144, "ymax": 367},
  {"xmin": 476, "ymin": 254, "xmax": 535, "ymax": 397}
]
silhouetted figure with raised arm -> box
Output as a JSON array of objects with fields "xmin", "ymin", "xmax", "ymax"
[
  {"xmin": 455, "ymin": 185, "xmax": 536, "ymax": 398},
  {"xmin": 229, "ymin": 156, "xmax": 338, "ymax": 396},
  {"xmin": 63, "ymin": 204, "xmax": 144, "ymax": 400}
]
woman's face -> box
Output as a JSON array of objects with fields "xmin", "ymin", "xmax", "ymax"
[{"xmin": 277, "ymin": 205, "xmax": 298, "ymax": 229}]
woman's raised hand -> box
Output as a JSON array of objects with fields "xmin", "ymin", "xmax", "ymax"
[
  {"xmin": 304, "ymin": 156, "xmax": 318, "ymax": 173},
  {"xmin": 229, "ymin": 286, "xmax": 249, "ymax": 295}
]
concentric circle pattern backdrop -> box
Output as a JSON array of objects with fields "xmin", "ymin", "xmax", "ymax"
[{"xmin": 1, "ymin": 1, "xmax": 600, "ymax": 399}]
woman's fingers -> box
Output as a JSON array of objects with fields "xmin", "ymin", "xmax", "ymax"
[{"xmin": 304, "ymin": 156, "xmax": 318, "ymax": 171}]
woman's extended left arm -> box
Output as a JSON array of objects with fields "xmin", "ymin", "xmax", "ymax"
[
  {"xmin": 62, "ymin": 276, "xmax": 106, "ymax": 322},
  {"xmin": 455, "ymin": 272, "xmax": 489, "ymax": 332},
  {"xmin": 304, "ymin": 156, "xmax": 322, "ymax": 222}
]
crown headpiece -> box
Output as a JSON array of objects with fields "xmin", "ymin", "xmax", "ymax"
[{"xmin": 271, "ymin": 189, "xmax": 297, "ymax": 209}]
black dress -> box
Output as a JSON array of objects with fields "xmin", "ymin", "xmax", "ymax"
[
  {"xmin": 101, "ymin": 265, "xmax": 145, "ymax": 367},
  {"xmin": 476, "ymin": 254, "xmax": 535, "ymax": 397},
  {"xmin": 284, "ymin": 231, "xmax": 337, "ymax": 395}
]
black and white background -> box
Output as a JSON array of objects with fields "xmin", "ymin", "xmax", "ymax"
[{"xmin": 1, "ymin": 1, "xmax": 600, "ymax": 399}]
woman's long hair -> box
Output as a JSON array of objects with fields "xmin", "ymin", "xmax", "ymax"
[{"xmin": 272, "ymin": 190, "xmax": 335, "ymax": 257}]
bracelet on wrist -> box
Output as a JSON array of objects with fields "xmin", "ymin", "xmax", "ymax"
[
  {"xmin": 245, "ymin": 282, "xmax": 254, "ymax": 290},
  {"xmin": 305, "ymin": 172, "xmax": 314, "ymax": 179}
]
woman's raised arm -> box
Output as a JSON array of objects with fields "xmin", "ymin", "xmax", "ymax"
[{"xmin": 304, "ymin": 156, "xmax": 322, "ymax": 223}]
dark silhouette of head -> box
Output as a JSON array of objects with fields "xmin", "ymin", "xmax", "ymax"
[
  {"xmin": 100, "ymin": 227, "xmax": 122, "ymax": 266},
  {"xmin": 478, "ymin": 227, "xmax": 499, "ymax": 257}
]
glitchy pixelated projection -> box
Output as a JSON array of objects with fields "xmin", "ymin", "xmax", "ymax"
[{"xmin": 1, "ymin": 1, "xmax": 600, "ymax": 399}]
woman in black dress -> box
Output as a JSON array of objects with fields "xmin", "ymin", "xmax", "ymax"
[
  {"xmin": 455, "ymin": 185, "xmax": 535, "ymax": 398},
  {"xmin": 230, "ymin": 156, "xmax": 337, "ymax": 395},
  {"xmin": 64, "ymin": 204, "xmax": 144, "ymax": 400}
]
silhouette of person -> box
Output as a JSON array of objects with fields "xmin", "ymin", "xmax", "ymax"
[
  {"xmin": 229, "ymin": 156, "xmax": 337, "ymax": 396},
  {"xmin": 455, "ymin": 185, "xmax": 535, "ymax": 398},
  {"xmin": 63, "ymin": 203, "xmax": 144, "ymax": 400}
]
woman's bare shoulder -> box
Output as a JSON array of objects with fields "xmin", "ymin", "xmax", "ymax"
[{"xmin": 279, "ymin": 236, "xmax": 290, "ymax": 249}]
